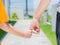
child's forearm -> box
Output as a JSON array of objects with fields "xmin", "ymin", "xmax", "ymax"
[
  {"xmin": 0, "ymin": 23, "xmax": 24, "ymax": 37},
  {"xmin": 33, "ymin": 0, "xmax": 51, "ymax": 20}
]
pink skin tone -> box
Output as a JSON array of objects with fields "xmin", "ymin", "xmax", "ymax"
[
  {"xmin": 0, "ymin": 0, "xmax": 51, "ymax": 38},
  {"xmin": 0, "ymin": 23, "xmax": 32, "ymax": 38},
  {"xmin": 30, "ymin": 0, "xmax": 51, "ymax": 34}
]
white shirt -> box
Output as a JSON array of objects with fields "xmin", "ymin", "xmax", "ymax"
[
  {"xmin": 57, "ymin": 2, "xmax": 60, "ymax": 13},
  {"xmin": 57, "ymin": 7, "xmax": 60, "ymax": 12}
]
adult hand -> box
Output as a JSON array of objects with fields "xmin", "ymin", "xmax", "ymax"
[{"xmin": 30, "ymin": 18, "xmax": 40, "ymax": 34}]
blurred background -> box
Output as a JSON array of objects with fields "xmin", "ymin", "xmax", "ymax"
[{"xmin": 0, "ymin": 0, "xmax": 60, "ymax": 45}]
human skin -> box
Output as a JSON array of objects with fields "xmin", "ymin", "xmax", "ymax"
[
  {"xmin": 0, "ymin": 0, "xmax": 32, "ymax": 38},
  {"xmin": 30, "ymin": 0, "xmax": 51, "ymax": 34},
  {"xmin": 0, "ymin": 23, "xmax": 32, "ymax": 38}
]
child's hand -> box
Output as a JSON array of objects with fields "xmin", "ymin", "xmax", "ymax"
[
  {"xmin": 31, "ymin": 29, "xmax": 39, "ymax": 34},
  {"xmin": 23, "ymin": 30, "xmax": 32, "ymax": 38}
]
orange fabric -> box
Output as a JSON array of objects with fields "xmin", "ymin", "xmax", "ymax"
[{"xmin": 0, "ymin": 0, "xmax": 9, "ymax": 24}]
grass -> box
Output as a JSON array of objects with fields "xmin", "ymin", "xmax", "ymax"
[
  {"xmin": 0, "ymin": 29, "xmax": 7, "ymax": 40},
  {"xmin": 25, "ymin": 17, "xmax": 57, "ymax": 45},
  {"xmin": 24, "ymin": 17, "xmax": 57, "ymax": 45},
  {"xmin": 0, "ymin": 20, "xmax": 16, "ymax": 40},
  {"xmin": 47, "ymin": 15, "xmax": 52, "ymax": 22},
  {"xmin": 0, "ymin": 17, "xmax": 57, "ymax": 45},
  {"xmin": 40, "ymin": 20, "xmax": 57, "ymax": 45},
  {"xmin": 24, "ymin": 17, "xmax": 33, "ymax": 20},
  {"xmin": 23, "ymin": 17, "xmax": 57, "ymax": 45}
]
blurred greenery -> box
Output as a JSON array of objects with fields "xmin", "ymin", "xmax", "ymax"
[
  {"xmin": 0, "ymin": 20, "xmax": 16, "ymax": 41},
  {"xmin": 0, "ymin": 12, "xmax": 18, "ymax": 40},
  {"xmin": 28, "ymin": 14, "xmax": 33, "ymax": 18},
  {"xmin": 0, "ymin": 29, "xmax": 6, "ymax": 40},
  {"xmin": 44, "ymin": 9, "xmax": 52, "ymax": 22},
  {"xmin": 0, "ymin": 12, "xmax": 57, "ymax": 45},
  {"xmin": 24, "ymin": 17, "xmax": 57, "ymax": 45},
  {"xmin": 47, "ymin": 15, "xmax": 52, "ymax": 22},
  {"xmin": 40, "ymin": 17, "xmax": 57, "ymax": 45},
  {"xmin": 45, "ymin": 9, "xmax": 48, "ymax": 12},
  {"xmin": 11, "ymin": 13, "xmax": 19, "ymax": 20},
  {"xmin": 24, "ymin": 17, "xmax": 33, "ymax": 20}
]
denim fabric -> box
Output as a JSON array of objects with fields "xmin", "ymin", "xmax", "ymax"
[{"xmin": 56, "ymin": 11, "xmax": 60, "ymax": 45}]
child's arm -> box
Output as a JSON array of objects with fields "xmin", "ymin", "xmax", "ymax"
[{"xmin": 0, "ymin": 23, "xmax": 32, "ymax": 38}]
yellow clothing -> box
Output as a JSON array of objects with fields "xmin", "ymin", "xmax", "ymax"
[{"xmin": 0, "ymin": 0, "xmax": 9, "ymax": 24}]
